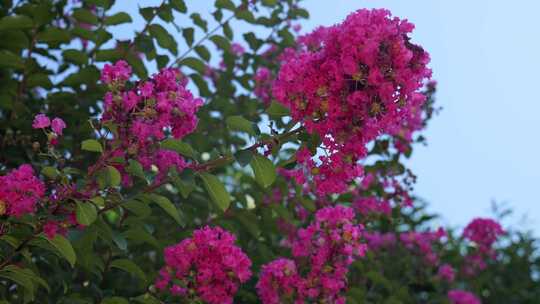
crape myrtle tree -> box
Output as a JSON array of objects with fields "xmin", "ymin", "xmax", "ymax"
[{"xmin": 0, "ymin": 0, "xmax": 538, "ymax": 303}]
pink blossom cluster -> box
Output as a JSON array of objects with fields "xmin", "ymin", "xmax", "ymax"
[
  {"xmin": 32, "ymin": 114, "xmax": 67, "ymax": 145},
  {"xmin": 437, "ymin": 263, "xmax": 456, "ymax": 283},
  {"xmin": 257, "ymin": 206, "xmax": 366, "ymax": 303},
  {"xmin": 399, "ymin": 228, "xmax": 446, "ymax": 265},
  {"xmin": 353, "ymin": 196, "xmax": 392, "ymax": 217},
  {"xmin": 254, "ymin": 67, "xmax": 273, "ymax": 106},
  {"xmin": 273, "ymin": 9, "xmax": 431, "ymax": 194},
  {"xmin": 155, "ymin": 226, "xmax": 252, "ymax": 304},
  {"xmin": 448, "ymin": 289, "xmax": 481, "ymax": 304},
  {"xmin": 97, "ymin": 61, "xmax": 203, "ymax": 185},
  {"xmin": 0, "ymin": 165, "xmax": 45, "ymax": 217},
  {"xmin": 462, "ymin": 218, "xmax": 504, "ymax": 275}
]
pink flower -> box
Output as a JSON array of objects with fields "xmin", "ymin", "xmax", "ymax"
[
  {"xmin": 43, "ymin": 221, "xmax": 68, "ymax": 239},
  {"xmin": 0, "ymin": 164, "xmax": 45, "ymax": 217},
  {"xmin": 448, "ymin": 290, "xmax": 481, "ymax": 304},
  {"xmin": 230, "ymin": 43, "xmax": 245, "ymax": 56},
  {"xmin": 437, "ymin": 264, "xmax": 455, "ymax": 282},
  {"xmin": 155, "ymin": 226, "xmax": 252, "ymax": 304},
  {"xmin": 463, "ymin": 218, "xmax": 505, "ymax": 250},
  {"xmin": 51, "ymin": 118, "xmax": 66, "ymax": 135},
  {"xmin": 273, "ymin": 9, "xmax": 431, "ymax": 194},
  {"xmin": 259, "ymin": 206, "xmax": 366, "ymax": 303},
  {"xmin": 32, "ymin": 114, "xmax": 50, "ymax": 129},
  {"xmin": 100, "ymin": 60, "xmax": 132, "ymax": 84}
]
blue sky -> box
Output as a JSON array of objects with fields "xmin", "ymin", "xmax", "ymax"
[{"xmin": 112, "ymin": 1, "xmax": 540, "ymax": 233}]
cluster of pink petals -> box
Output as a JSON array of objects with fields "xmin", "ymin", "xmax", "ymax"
[
  {"xmin": 400, "ymin": 228, "xmax": 446, "ymax": 265},
  {"xmin": 273, "ymin": 9, "xmax": 431, "ymax": 194},
  {"xmin": 32, "ymin": 114, "xmax": 67, "ymax": 141},
  {"xmin": 256, "ymin": 258, "xmax": 301, "ymax": 304},
  {"xmin": 462, "ymin": 218, "xmax": 505, "ymax": 275},
  {"xmin": 257, "ymin": 206, "xmax": 366, "ymax": 303},
  {"xmin": 98, "ymin": 61, "xmax": 203, "ymax": 185},
  {"xmin": 155, "ymin": 226, "xmax": 252, "ymax": 304},
  {"xmin": 463, "ymin": 218, "xmax": 504, "ymax": 250},
  {"xmin": 254, "ymin": 67, "xmax": 273, "ymax": 106},
  {"xmin": 437, "ymin": 263, "xmax": 456, "ymax": 283},
  {"xmin": 100, "ymin": 60, "xmax": 131, "ymax": 84},
  {"xmin": 230, "ymin": 43, "xmax": 245, "ymax": 56},
  {"xmin": 448, "ymin": 289, "xmax": 481, "ymax": 304},
  {"xmin": 0, "ymin": 165, "xmax": 45, "ymax": 217},
  {"xmin": 353, "ymin": 196, "xmax": 392, "ymax": 216}
]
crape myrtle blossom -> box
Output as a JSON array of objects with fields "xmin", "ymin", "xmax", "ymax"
[
  {"xmin": 448, "ymin": 289, "xmax": 481, "ymax": 304},
  {"xmin": 257, "ymin": 206, "xmax": 366, "ymax": 303},
  {"xmin": 273, "ymin": 9, "xmax": 431, "ymax": 194},
  {"xmin": 0, "ymin": 164, "xmax": 45, "ymax": 217},
  {"xmin": 461, "ymin": 218, "xmax": 505, "ymax": 275},
  {"xmin": 95, "ymin": 61, "xmax": 203, "ymax": 186},
  {"xmin": 32, "ymin": 114, "xmax": 67, "ymax": 145},
  {"xmin": 155, "ymin": 226, "xmax": 252, "ymax": 304}
]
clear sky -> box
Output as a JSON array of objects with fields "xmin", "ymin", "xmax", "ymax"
[{"xmin": 112, "ymin": 1, "xmax": 540, "ymax": 233}]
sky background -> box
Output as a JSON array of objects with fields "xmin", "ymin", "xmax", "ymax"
[{"xmin": 113, "ymin": 1, "xmax": 540, "ymax": 233}]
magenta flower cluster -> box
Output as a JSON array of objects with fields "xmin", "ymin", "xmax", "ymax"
[
  {"xmin": 155, "ymin": 226, "xmax": 252, "ymax": 304},
  {"xmin": 462, "ymin": 218, "xmax": 505, "ymax": 275},
  {"xmin": 0, "ymin": 165, "xmax": 45, "ymax": 217},
  {"xmin": 274, "ymin": 9, "xmax": 431, "ymax": 194},
  {"xmin": 257, "ymin": 206, "xmax": 366, "ymax": 304},
  {"xmin": 32, "ymin": 114, "xmax": 67, "ymax": 145},
  {"xmin": 99, "ymin": 61, "xmax": 203, "ymax": 185},
  {"xmin": 448, "ymin": 289, "xmax": 481, "ymax": 304}
]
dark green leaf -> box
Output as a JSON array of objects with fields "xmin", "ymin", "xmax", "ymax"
[
  {"xmin": 76, "ymin": 201, "xmax": 98, "ymax": 225},
  {"xmin": 110, "ymin": 259, "xmax": 146, "ymax": 282},
  {"xmin": 250, "ymin": 154, "xmax": 277, "ymax": 188},
  {"xmin": 104, "ymin": 12, "xmax": 132, "ymax": 25},
  {"xmin": 198, "ymin": 173, "xmax": 231, "ymax": 211}
]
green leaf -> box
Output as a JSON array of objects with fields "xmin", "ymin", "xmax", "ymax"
[
  {"xmin": 0, "ymin": 266, "xmax": 35, "ymax": 300},
  {"xmin": 170, "ymin": 0, "xmax": 187, "ymax": 13},
  {"xmin": 126, "ymin": 159, "xmax": 146, "ymax": 180},
  {"xmin": 148, "ymin": 194, "xmax": 184, "ymax": 226},
  {"xmin": 194, "ymin": 45, "xmax": 211, "ymax": 61},
  {"xmin": 46, "ymin": 235, "xmax": 76, "ymax": 267},
  {"xmin": 123, "ymin": 199, "xmax": 151, "ymax": 218},
  {"xmin": 234, "ymin": 149, "xmax": 253, "ymax": 167},
  {"xmin": 81, "ymin": 139, "xmax": 103, "ymax": 152},
  {"xmin": 0, "ymin": 50, "xmax": 24, "ymax": 68},
  {"xmin": 190, "ymin": 13, "xmax": 208, "ymax": 32},
  {"xmin": 76, "ymin": 201, "xmax": 98, "ymax": 225},
  {"xmin": 104, "ymin": 12, "xmax": 132, "ymax": 25},
  {"xmin": 0, "ymin": 15, "xmax": 33, "ymax": 31},
  {"xmin": 182, "ymin": 27, "xmax": 194, "ymax": 46},
  {"xmin": 266, "ymin": 101, "xmax": 290, "ymax": 117},
  {"xmin": 41, "ymin": 166, "xmax": 59, "ymax": 179},
  {"xmin": 97, "ymin": 166, "xmax": 121, "ymax": 188},
  {"xmin": 161, "ymin": 139, "xmax": 196, "ymax": 159},
  {"xmin": 37, "ymin": 27, "xmax": 71, "ymax": 43},
  {"xmin": 209, "ymin": 35, "xmax": 230, "ymax": 51},
  {"xmin": 179, "ymin": 57, "xmax": 206, "ymax": 74},
  {"xmin": 73, "ymin": 8, "xmax": 99, "ymax": 25},
  {"xmin": 149, "ymin": 24, "xmax": 178, "ymax": 55},
  {"xmin": 250, "ymin": 154, "xmax": 277, "ymax": 188},
  {"xmin": 102, "ymin": 297, "xmax": 129, "ymax": 304},
  {"xmin": 27, "ymin": 73, "xmax": 52, "ymax": 89},
  {"xmin": 226, "ymin": 115, "xmax": 256, "ymax": 136},
  {"xmin": 63, "ymin": 49, "xmax": 88, "ymax": 65},
  {"xmin": 215, "ymin": 0, "xmax": 235, "ymax": 10},
  {"xmin": 198, "ymin": 173, "xmax": 231, "ymax": 211},
  {"xmin": 110, "ymin": 259, "xmax": 146, "ymax": 282}
]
